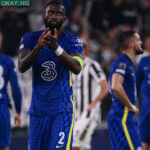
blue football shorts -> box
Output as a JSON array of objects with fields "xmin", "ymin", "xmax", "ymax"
[
  {"xmin": 139, "ymin": 108, "xmax": 150, "ymax": 144},
  {"xmin": 29, "ymin": 111, "xmax": 74, "ymax": 150},
  {"xmin": 0, "ymin": 104, "xmax": 11, "ymax": 148},
  {"xmin": 107, "ymin": 116, "xmax": 143, "ymax": 150}
]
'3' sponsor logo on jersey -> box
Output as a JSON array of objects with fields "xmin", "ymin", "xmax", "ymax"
[{"xmin": 41, "ymin": 61, "xmax": 57, "ymax": 81}]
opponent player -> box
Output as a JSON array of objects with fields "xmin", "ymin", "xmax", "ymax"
[
  {"xmin": 0, "ymin": 53, "xmax": 22, "ymax": 150},
  {"xmin": 136, "ymin": 47, "xmax": 150, "ymax": 150},
  {"xmin": 108, "ymin": 31, "xmax": 143, "ymax": 150},
  {"xmin": 18, "ymin": 1, "xmax": 83, "ymax": 150},
  {"xmin": 72, "ymin": 42, "xmax": 109, "ymax": 150}
]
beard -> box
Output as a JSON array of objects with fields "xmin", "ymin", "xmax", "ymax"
[
  {"xmin": 135, "ymin": 48, "xmax": 144, "ymax": 55},
  {"xmin": 44, "ymin": 18, "xmax": 63, "ymax": 35}
]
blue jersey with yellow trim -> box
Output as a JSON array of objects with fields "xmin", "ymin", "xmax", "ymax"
[
  {"xmin": 109, "ymin": 54, "xmax": 137, "ymax": 122},
  {"xmin": 20, "ymin": 30, "xmax": 83, "ymax": 116},
  {"xmin": 0, "ymin": 54, "xmax": 22, "ymax": 113},
  {"xmin": 136, "ymin": 56, "xmax": 150, "ymax": 107}
]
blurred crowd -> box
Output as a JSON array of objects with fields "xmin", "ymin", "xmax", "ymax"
[{"xmin": 0, "ymin": 0, "xmax": 150, "ymax": 127}]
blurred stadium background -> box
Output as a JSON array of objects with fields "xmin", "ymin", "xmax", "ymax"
[{"xmin": 0, "ymin": 0, "xmax": 150, "ymax": 149}]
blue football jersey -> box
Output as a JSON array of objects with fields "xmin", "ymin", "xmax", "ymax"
[
  {"xmin": 109, "ymin": 54, "xmax": 137, "ymax": 122},
  {"xmin": 136, "ymin": 56, "xmax": 150, "ymax": 106},
  {"xmin": 20, "ymin": 30, "xmax": 83, "ymax": 116},
  {"xmin": 0, "ymin": 54, "xmax": 22, "ymax": 113}
]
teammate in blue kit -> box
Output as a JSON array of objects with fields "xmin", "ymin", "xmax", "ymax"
[
  {"xmin": 136, "ymin": 53, "xmax": 150, "ymax": 150},
  {"xmin": 0, "ymin": 53, "xmax": 22, "ymax": 150},
  {"xmin": 108, "ymin": 31, "xmax": 143, "ymax": 150},
  {"xmin": 18, "ymin": 1, "xmax": 83, "ymax": 150}
]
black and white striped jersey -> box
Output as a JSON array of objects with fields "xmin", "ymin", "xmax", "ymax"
[{"xmin": 72, "ymin": 57, "xmax": 106, "ymax": 122}]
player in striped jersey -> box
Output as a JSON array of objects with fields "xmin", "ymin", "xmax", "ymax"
[
  {"xmin": 72, "ymin": 42, "xmax": 109, "ymax": 150},
  {"xmin": 0, "ymin": 53, "xmax": 22, "ymax": 150},
  {"xmin": 108, "ymin": 31, "xmax": 143, "ymax": 150}
]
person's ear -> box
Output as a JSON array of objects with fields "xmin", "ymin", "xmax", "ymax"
[{"xmin": 129, "ymin": 41, "xmax": 134, "ymax": 49}]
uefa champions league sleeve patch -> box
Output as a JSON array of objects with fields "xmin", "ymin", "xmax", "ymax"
[
  {"xmin": 75, "ymin": 38, "xmax": 83, "ymax": 47},
  {"xmin": 115, "ymin": 62, "xmax": 127, "ymax": 75}
]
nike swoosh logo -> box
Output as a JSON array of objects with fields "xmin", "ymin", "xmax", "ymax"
[{"xmin": 56, "ymin": 145, "xmax": 63, "ymax": 148}]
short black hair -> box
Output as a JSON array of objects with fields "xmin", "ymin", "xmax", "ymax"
[
  {"xmin": 45, "ymin": 0, "xmax": 64, "ymax": 8},
  {"xmin": 118, "ymin": 30, "xmax": 136, "ymax": 51}
]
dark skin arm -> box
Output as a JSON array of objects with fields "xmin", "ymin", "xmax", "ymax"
[
  {"xmin": 18, "ymin": 29, "xmax": 49, "ymax": 73},
  {"xmin": 58, "ymin": 51, "xmax": 82, "ymax": 74},
  {"xmin": 18, "ymin": 28, "xmax": 83, "ymax": 74}
]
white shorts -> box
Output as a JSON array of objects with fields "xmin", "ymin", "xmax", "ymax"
[{"xmin": 73, "ymin": 111, "xmax": 99, "ymax": 149}]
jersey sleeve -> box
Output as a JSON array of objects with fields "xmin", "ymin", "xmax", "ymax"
[
  {"xmin": 89, "ymin": 61, "xmax": 106, "ymax": 83},
  {"xmin": 20, "ymin": 32, "xmax": 34, "ymax": 51},
  {"xmin": 68, "ymin": 36, "xmax": 83, "ymax": 55},
  {"xmin": 8, "ymin": 57, "xmax": 22, "ymax": 113},
  {"xmin": 113, "ymin": 60, "xmax": 127, "ymax": 78},
  {"xmin": 136, "ymin": 59, "xmax": 144, "ymax": 95}
]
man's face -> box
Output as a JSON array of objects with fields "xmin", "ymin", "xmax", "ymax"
[
  {"xmin": 133, "ymin": 33, "xmax": 143, "ymax": 55},
  {"xmin": 43, "ymin": 4, "xmax": 65, "ymax": 32}
]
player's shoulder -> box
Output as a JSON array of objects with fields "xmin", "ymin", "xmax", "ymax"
[
  {"xmin": 22, "ymin": 30, "xmax": 43, "ymax": 39},
  {"xmin": 85, "ymin": 57, "xmax": 102, "ymax": 71},
  {"xmin": 0, "ymin": 54, "xmax": 12, "ymax": 61},
  {"xmin": 63, "ymin": 32, "xmax": 80, "ymax": 39},
  {"xmin": 117, "ymin": 54, "xmax": 127, "ymax": 61},
  {"xmin": 114, "ymin": 54, "xmax": 129, "ymax": 64},
  {"xmin": 63, "ymin": 32, "xmax": 82, "ymax": 45},
  {"xmin": 140, "ymin": 55, "xmax": 150, "ymax": 63},
  {"xmin": 112, "ymin": 54, "xmax": 128, "ymax": 70},
  {"xmin": 0, "ymin": 54, "xmax": 14, "ymax": 66},
  {"xmin": 86, "ymin": 57, "xmax": 100, "ymax": 66},
  {"xmin": 138, "ymin": 56, "xmax": 150, "ymax": 70}
]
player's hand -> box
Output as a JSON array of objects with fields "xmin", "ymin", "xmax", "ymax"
[
  {"xmin": 86, "ymin": 101, "xmax": 97, "ymax": 112},
  {"xmin": 128, "ymin": 105, "xmax": 139, "ymax": 116},
  {"xmin": 37, "ymin": 28, "xmax": 49, "ymax": 49},
  {"xmin": 14, "ymin": 113, "xmax": 21, "ymax": 128},
  {"xmin": 44, "ymin": 28, "xmax": 59, "ymax": 50}
]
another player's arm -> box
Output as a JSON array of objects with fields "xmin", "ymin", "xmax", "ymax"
[
  {"xmin": 87, "ymin": 80, "xmax": 109, "ymax": 111},
  {"xmin": 9, "ymin": 59, "xmax": 22, "ymax": 127},
  {"xmin": 18, "ymin": 29, "xmax": 49, "ymax": 73},
  {"xmin": 111, "ymin": 73, "xmax": 139, "ymax": 115}
]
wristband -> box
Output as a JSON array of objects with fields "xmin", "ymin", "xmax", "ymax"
[{"xmin": 55, "ymin": 46, "xmax": 64, "ymax": 56}]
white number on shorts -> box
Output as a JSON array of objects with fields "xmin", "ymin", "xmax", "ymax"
[
  {"xmin": 58, "ymin": 132, "xmax": 65, "ymax": 145},
  {"xmin": 0, "ymin": 65, "xmax": 4, "ymax": 90}
]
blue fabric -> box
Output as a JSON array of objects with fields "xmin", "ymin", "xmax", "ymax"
[
  {"xmin": 29, "ymin": 111, "xmax": 73, "ymax": 150},
  {"xmin": 108, "ymin": 54, "xmax": 137, "ymax": 123},
  {"xmin": 136, "ymin": 56, "xmax": 150, "ymax": 144},
  {"xmin": 107, "ymin": 117, "xmax": 142, "ymax": 150},
  {"xmin": 0, "ymin": 104, "xmax": 11, "ymax": 148},
  {"xmin": 136, "ymin": 56, "xmax": 150, "ymax": 106},
  {"xmin": 20, "ymin": 30, "xmax": 83, "ymax": 116},
  {"xmin": 0, "ymin": 54, "xmax": 22, "ymax": 113},
  {"xmin": 139, "ymin": 108, "xmax": 150, "ymax": 144}
]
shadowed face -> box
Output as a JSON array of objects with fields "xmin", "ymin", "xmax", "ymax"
[
  {"xmin": 133, "ymin": 33, "xmax": 143, "ymax": 55},
  {"xmin": 43, "ymin": 4, "xmax": 65, "ymax": 32}
]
